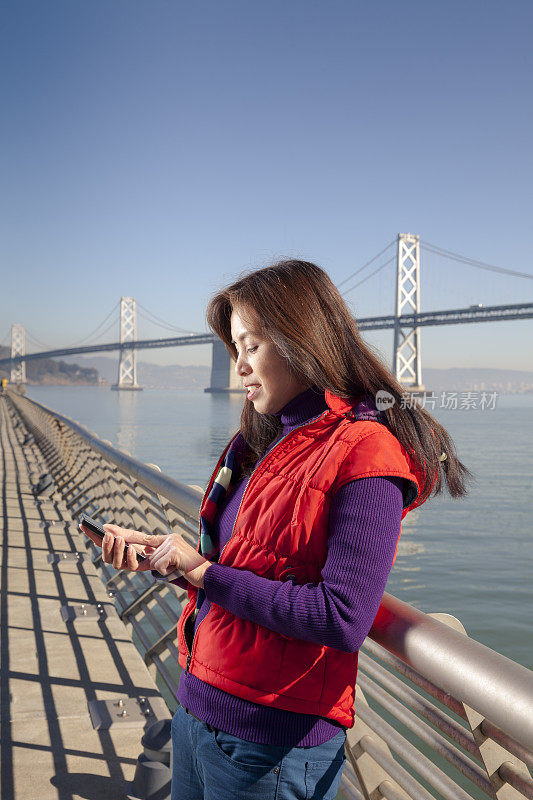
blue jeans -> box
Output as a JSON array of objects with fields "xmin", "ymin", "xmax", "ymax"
[{"xmin": 171, "ymin": 702, "xmax": 347, "ymax": 800}]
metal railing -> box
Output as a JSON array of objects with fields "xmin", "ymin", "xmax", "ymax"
[{"xmin": 6, "ymin": 388, "xmax": 533, "ymax": 800}]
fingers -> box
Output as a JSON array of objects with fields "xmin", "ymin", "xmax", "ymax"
[
  {"xmin": 150, "ymin": 536, "xmax": 191, "ymax": 576},
  {"xmin": 103, "ymin": 533, "xmax": 124, "ymax": 569},
  {"xmin": 81, "ymin": 523, "xmax": 171, "ymax": 572},
  {"xmin": 126, "ymin": 541, "xmax": 146, "ymax": 572},
  {"xmin": 101, "ymin": 532, "xmax": 151, "ymax": 572},
  {"xmin": 103, "ymin": 524, "xmax": 168, "ymax": 548},
  {"xmin": 150, "ymin": 537, "xmax": 173, "ymax": 575},
  {"xmin": 103, "ymin": 524, "xmax": 138, "ymax": 541},
  {"xmin": 102, "ymin": 523, "xmax": 122, "ymax": 536},
  {"xmin": 148, "ymin": 533, "xmax": 201, "ymax": 577},
  {"xmin": 125, "ymin": 541, "xmax": 152, "ymax": 573},
  {"xmin": 150, "ymin": 550, "xmax": 173, "ymax": 576}
]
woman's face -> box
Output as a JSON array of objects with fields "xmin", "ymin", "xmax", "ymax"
[{"xmin": 230, "ymin": 306, "xmax": 309, "ymax": 415}]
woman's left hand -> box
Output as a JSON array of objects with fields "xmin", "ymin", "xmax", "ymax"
[{"xmin": 150, "ymin": 532, "xmax": 211, "ymax": 588}]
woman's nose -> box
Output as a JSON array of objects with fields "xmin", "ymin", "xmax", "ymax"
[{"xmin": 235, "ymin": 353, "xmax": 250, "ymax": 376}]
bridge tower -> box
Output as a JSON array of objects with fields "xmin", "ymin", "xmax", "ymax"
[
  {"xmin": 111, "ymin": 297, "xmax": 142, "ymax": 391},
  {"xmin": 10, "ymin": 324, "xmax": 26, "ymax": 384},
  {"xmin": 393, "ymin": 233, "xmax": 425, "ymax": 392},
  {"xmin": 205, "ymin": 339, "xmax": 242, "ymax": 393}
]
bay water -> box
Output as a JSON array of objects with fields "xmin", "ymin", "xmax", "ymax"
[{"xmin": 27, "ymin": 386, "xmax": 533, "ymax": 670}]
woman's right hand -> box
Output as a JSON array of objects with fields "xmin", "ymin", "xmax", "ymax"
[{"xmin": 81, "ymin": 522, "xmax": 168, "ymax": 572}]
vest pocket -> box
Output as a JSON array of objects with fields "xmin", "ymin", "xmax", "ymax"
[
  {"xmin": 184, "ymin": 608, "xmax": 198, "ymax": 653},
  {"xmin": 177, "ymin": 598, "xmax": 196, "ymax": 656}
]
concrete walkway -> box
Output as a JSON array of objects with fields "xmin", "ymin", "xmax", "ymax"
[{"xmin": 0, "ymin": 396, "xmax": 170, "ymax": 800}]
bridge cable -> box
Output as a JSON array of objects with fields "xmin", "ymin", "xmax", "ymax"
[
  {"xmin": 26, "ymin": 330, "xmax": 59, "ymax": 351},
  {"xmin": 136, "ymin": 302, "xmax": 201, "ymax": 335},
  {"xmin": 24, "ymin": 302, "xmax": 120, "ymax": 354},
  {"xmin": 137, "ymin": 308, "xmax": 199, "ymax": 336},
  {"xmin": 341, "ymin": 256, "xmax": 395, "ymax": 296},
  {"xmin": 75, "ymin": 314, "xmax": 121, "ymax": 345},
  {"xmin": 62, "ymin": 302, "xmax": 120, "ymax": 348},
  {"xmin": 136, "ymin": 302, "xmax": 202, "ymax": 335},
  {"xmin": 421, "ymin": 241, "xmax": 533, "ymax": 280},
  {"xmin": 337, "ymin": 240, "xmax": 396, "ymax": 289}
]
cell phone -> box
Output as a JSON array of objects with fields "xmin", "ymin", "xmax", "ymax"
[{"xmin": 79, "ymin": 512, "xmax": 146, "ymax": 562}]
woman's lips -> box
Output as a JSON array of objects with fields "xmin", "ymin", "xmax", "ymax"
[{"xmin": 246, "ymin": 385, "xmax": 261, "ymax": 400}]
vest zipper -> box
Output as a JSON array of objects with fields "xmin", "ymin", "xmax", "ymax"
[
  {"xmin": 184, "ymin": 410, "xmax": 329, "ymax": 675},
  {"xmin": 220, "ymin": 410, "xmax": 329, "ymax": 562}
]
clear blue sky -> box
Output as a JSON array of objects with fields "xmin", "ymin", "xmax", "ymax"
[{"xmin": 2, "ymin": 0, "xmax": 532, "ymax": 370}]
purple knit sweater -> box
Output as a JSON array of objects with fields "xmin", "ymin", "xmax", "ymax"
[{"xmin": 174, "ymin": 389, "xmax": 406, "ymax": 746}]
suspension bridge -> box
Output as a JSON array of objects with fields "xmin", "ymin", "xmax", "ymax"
[{"xmin": 2, "ymin": 233, "xmax": 532, "ymax": 392}]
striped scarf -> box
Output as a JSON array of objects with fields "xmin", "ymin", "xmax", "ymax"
[
  {"xmin": 194, "ymin": 435, "xmax": 244, "ymax": 610},
  {"xmin": 199, "ymin": 445, "xmax": 238, "ymax": 562}
]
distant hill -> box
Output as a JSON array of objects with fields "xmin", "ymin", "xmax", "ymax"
[
  {"xmin": 62, "ymin": 355, "xmax": 210, "ymax": 389},
  {"xmin": 0, "ymin": 346, "xmax": 101, "ymax": 386},
  {"xmin": 2, "ymin": 349, "xmax": 531, "ymax": 392}
]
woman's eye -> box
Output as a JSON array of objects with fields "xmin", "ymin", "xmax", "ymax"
[{"xmin": 247, "ymin": 346, "xmax": 258, "ymax": 354}]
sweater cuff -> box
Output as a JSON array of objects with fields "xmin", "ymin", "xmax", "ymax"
[{"xmin": 203, "ymin": 562, "xmax": 240, "ymax": 605}]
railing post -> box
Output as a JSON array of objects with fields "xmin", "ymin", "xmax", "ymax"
[
  {"xmin": 346, "ymin": 687, "xmax": 411, "ymax": 799},
  {"xmin": 430, "ymin": 613, "xmax": 531, "ymax": 800}
]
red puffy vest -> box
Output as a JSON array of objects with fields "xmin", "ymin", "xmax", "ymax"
[{"xmin": 177, "ymin": 391, "xmax": 428, "ymax": 728}]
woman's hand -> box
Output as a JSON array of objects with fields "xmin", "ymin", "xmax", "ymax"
[
  {"xmin": 148, "ymin": 531, "xmax": 211, "ymax": 588},
  {"xmin": 79, "ymin": 523, "xmax": 211, "ymax": 587},
  {"xmin": 80, "ymin": 523, "xmax": 159, "ymax": 572}
]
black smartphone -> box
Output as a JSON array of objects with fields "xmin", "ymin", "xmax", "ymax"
[{"xmin": 79, "ymin": 512, "xmax": 146, "ymax": 562}]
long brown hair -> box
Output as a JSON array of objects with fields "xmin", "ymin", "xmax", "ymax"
[{"xmin": 206, "ymin": 259, "xmax": 472, "ymax": 500}]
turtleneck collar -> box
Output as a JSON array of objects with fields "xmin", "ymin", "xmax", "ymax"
[
  {"xmin": 274, "ymin": 387, "xmax": 384, "ymax": 432},
  {"xmin": 275, "ymin": 387, "xmax": 329, "ymax": 431}
]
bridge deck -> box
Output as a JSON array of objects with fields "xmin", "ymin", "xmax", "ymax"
[{"xmin": 0, "ymin": 396, "xmax": 170, "ymax": 800}]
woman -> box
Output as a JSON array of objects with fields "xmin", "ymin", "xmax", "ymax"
[{"xmin": 83, "ymin": 260, "xmax": 470, "ymax": 800}]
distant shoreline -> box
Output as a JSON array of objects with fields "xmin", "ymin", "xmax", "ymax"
[
  {"xmin": 1, "ymin": 378, "xmax": 105, "ymax": 387},
  {"xmin": 9, "ymin": 355, "xmax": 533, "ymax": 394}
]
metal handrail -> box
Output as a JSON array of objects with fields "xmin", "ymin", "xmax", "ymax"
[
  {"xmin": 8, "ymin": 391, "xmax": 202, "ymax": 522},
  {"xmin": 6, "ymin": 388, "xmax": 533, "ymax": 800},
  {"xmin": 370, "ymin": 594, "xmax": 533, "ymax": 752}
]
